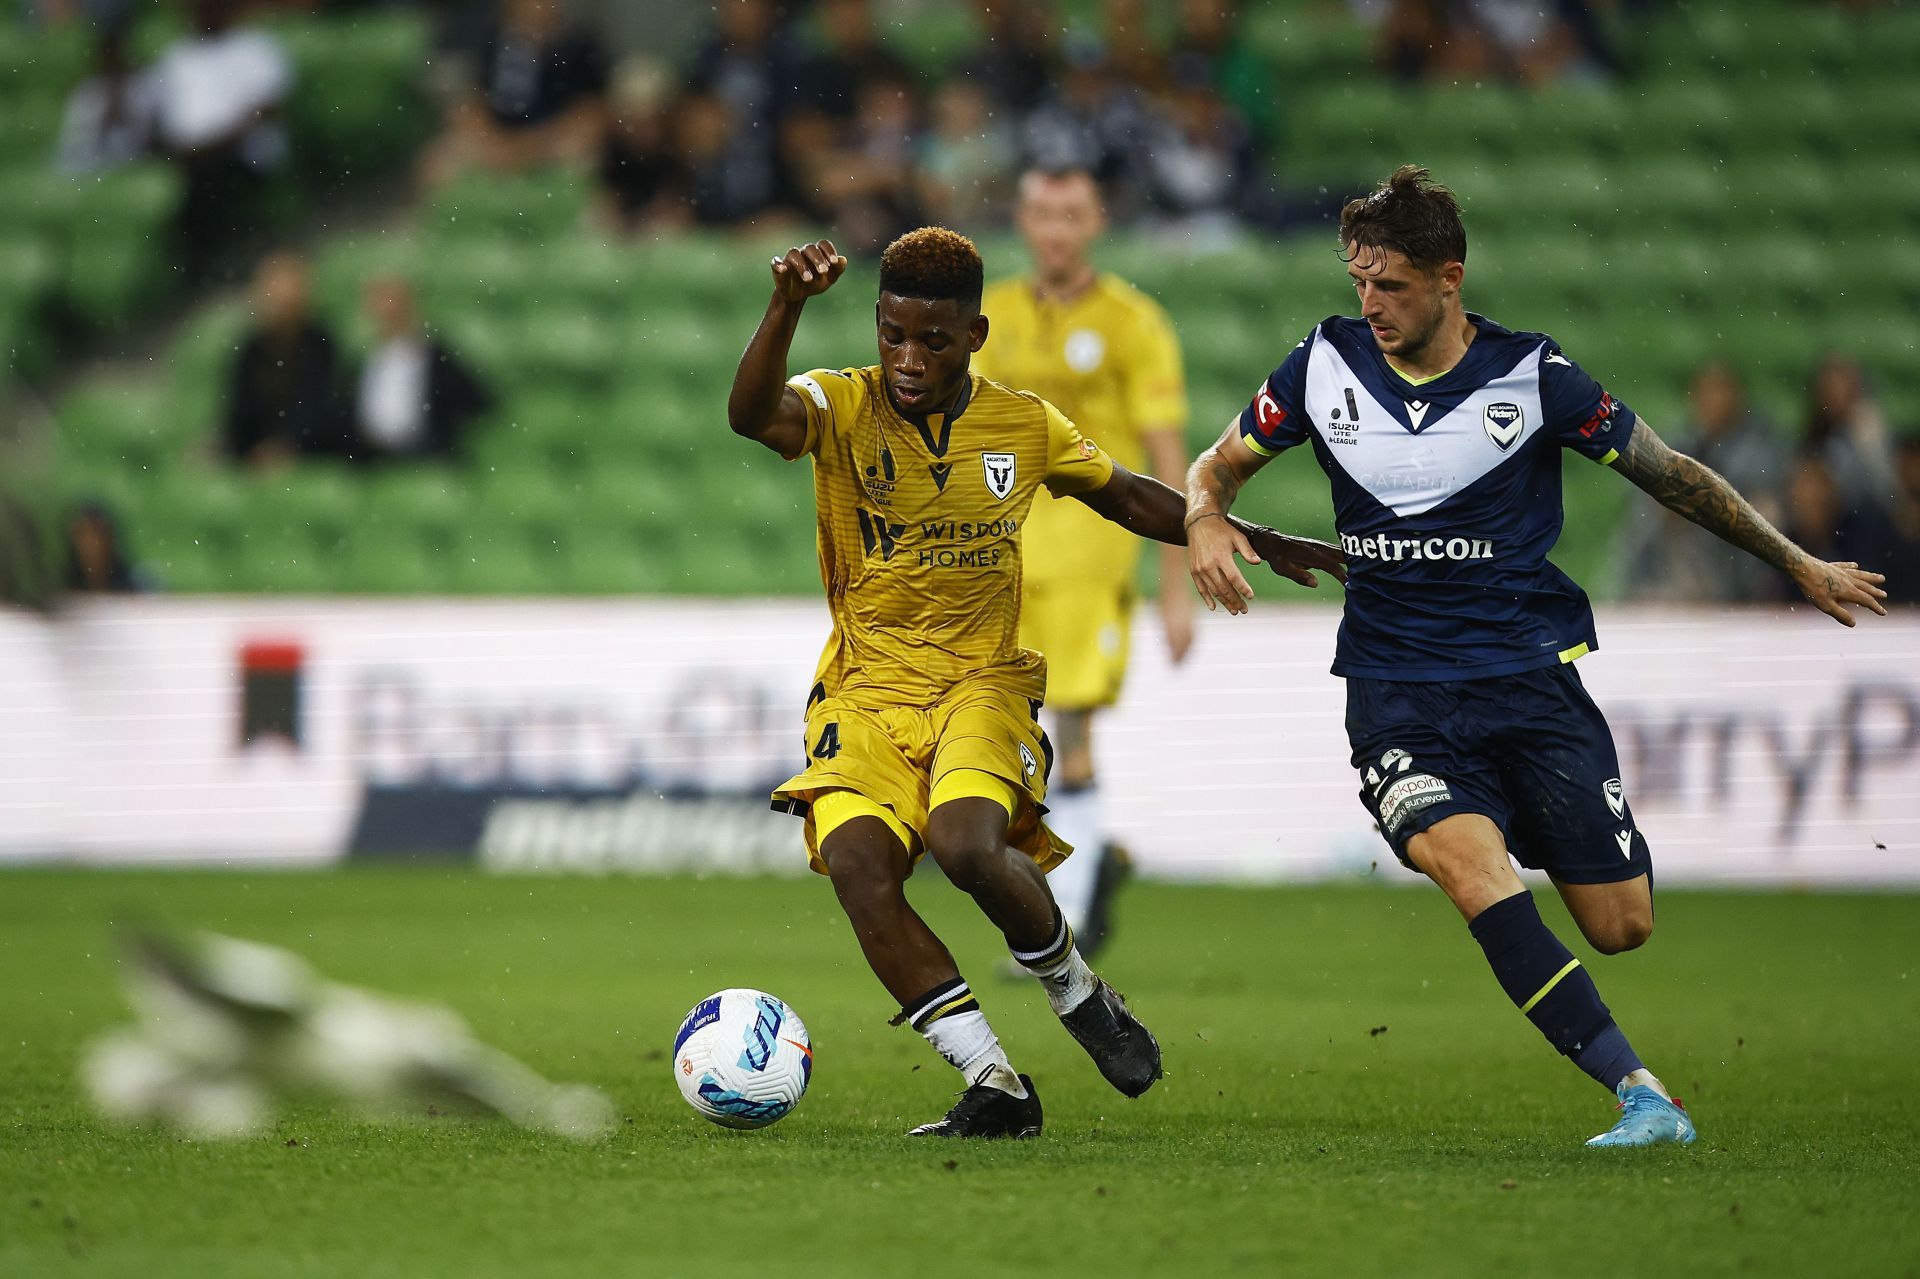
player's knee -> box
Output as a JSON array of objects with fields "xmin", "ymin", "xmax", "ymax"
[
  {"xmin": 823, "ymin": 841, "xmax": 905, "ymax": 921},
  {"xmin": 1588, "ymin": 912, "xmax": 1653, "ymax": 955},
  {"xmin": 925, "ymin": 830, "xmax": 1003, "ymax": 894}
]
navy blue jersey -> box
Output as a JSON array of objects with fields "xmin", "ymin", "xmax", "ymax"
[{"xmin": 1239, "ymin": 314, "xmax": 1636, "ymax": 681}]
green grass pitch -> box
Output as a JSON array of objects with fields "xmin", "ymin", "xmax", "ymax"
[{"xmin": 2, "ymin": 869, "xmax": 1916, "ymax": 1278}]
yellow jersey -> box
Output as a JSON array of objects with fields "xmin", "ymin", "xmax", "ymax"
[
  {"xmin": 785, "ymin": 365, "xmax": 1115, "ymax": 707},
  {"xmin": 974, "ymin": 274, "xmax": 1187, "ymax": 586}
]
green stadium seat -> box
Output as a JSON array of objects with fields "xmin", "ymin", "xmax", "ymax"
[
  {"xmin": 334, "ymin": 526, "xmax": 444, "ymax": 593},
  {"xmin": 0, "ymin": 24, "xmax": 88, "ymax": 99},
  {"xmin": 1527, "ymin": 87, "xmax": 1630, "ymax": 158},
  {"xmin": 1628, "ymin": 83, "xmax": 1738, "ymax": 158},
  {"xmin": 427, "ymin": 171, "xmax": 590, "ymax": 246},
  {"xmin": 276, "ymin": 12, "xmax": 430, "ymax": 173},
  {"xmin": 1728, "ymin": 84, "xmax": 1846, "ymax": 161},
  {"xmin": 0, "ymin": 236, "xmax": 57, "ymax": 311},
  {"xmin": 0, "ymin": 94, "xmax": 61, "ymax": 165}
]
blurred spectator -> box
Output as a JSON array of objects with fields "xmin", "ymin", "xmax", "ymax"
[
  {"xmin": 1618, "ymin": 362, "xmax": 1786, "ymax": 604},
  {"xmin": 64, "ymin": 501, "xmax": 150, "ymax": 594},
  {"xmin": 803, "ymin": 0, "xmax": 914, "ymax": 123},
  {"xmin": 958, "ymin": 0, "xmax": 1057, "ymax": 117},
  {"xmin": 421, "ymin": 0, "xmax": 609, "ymax": 188},
  {"xmin": 1363, "ymin": 0, "xmax": 1613, "ymax": 86},
  {"xmin": 799, "ymin": 70, "xmax": 928, "ymax": 252},
  {"xmin": 1024, "ymin": 37, "xmax": 1157, "ymax": 213},
  {"xmin": 1102, "ymin": 0, "xmax": 1165, "ymax": 89},
  {"xmin": 1886, "ymin": 440, "xmax": 1920, "ymax": 605},
  {"xmin": 351, "ymin": 276, "xmax": 492, "ymax": 464},
  {"xmin": 1801, "ymin": 352, "xmax": 1902, "ymax": 519},
  {"xmin": 1450, "ymin": 1, "xmax": 1596, "ymax": 86},
  {"xmin": 148, "ymin": 0, "xmax": 294, "ymax": 269},
  {"xmin": 1169, "ymin": 0, "xmax": 1281, "ymax": 147},
  {"xmin": 678, "ymin": 93, "xmax": 782, "ymax": 227},
  {"xmin": 1137, "ymin": 52, "xmax": 1261, "ymax": 240},
  {"xmin": 596, "ymin": 59, "xmax": 690, "ymax": 234},
  {"xmin": 1773, "ymin": 452, "xmax": 1897, "ymax": 604},
  {"xmin": 55, "ymin": 25, "xmax": 159, "ymax": 174},
  {"xmin": 223, "ymin": 253, "xmax": 346, "ymax": 469},
  {"xmin": 685, "ymin": 0, "xmax": 810, "ymax": 219},
  {"xmin": 1372, "ymin": 0, "xmax": 1450, "ymax": 82},
  {"xmin": 918, "ymin": 80, "xmax": 1017, "ymax": 228}
]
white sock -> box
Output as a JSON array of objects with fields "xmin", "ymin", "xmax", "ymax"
[
  {"xmin": 1010, "ymin": 912, "xmax": 1099, "ymax": 1016},
  {"xmin": 905, "ymin": 979, "xmax": 1026, "ymax": 1096},
  {"xmin": 1044, "ymin": 783, "xmax": 1101, "ymax": 933}
]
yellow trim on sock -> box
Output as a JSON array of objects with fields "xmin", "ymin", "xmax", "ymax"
[
  {"xmin": 1596, "ymin": 447, "xmax": 1620, "ymax": 465},
  {"xmin": 1557, "ymin": 642, "xmax": 1591, "ymax": 664},
  {"xmin": 920, "ymin": 992, "xmax": 978, "ymax": 1026},
  {"xmin": 1520, "ymin": 958, "xmax": 1583, "ymax": 1015}
]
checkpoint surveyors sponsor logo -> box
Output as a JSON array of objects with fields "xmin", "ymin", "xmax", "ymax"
[
  {"xmin": 982, "ymin": 451, "xmax": 1016, "ymax": 500},
  {"xmin": 1483, "ymin": 401, "xmax": 1524, "ymax": 451},
  {"xmin": 1377, "ymin": 772, "xmax": 1451, "ymax": 836}
]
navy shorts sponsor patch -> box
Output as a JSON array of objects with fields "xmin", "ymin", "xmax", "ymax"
[{"xmin": 1346, "ymin": 663, "xmax": 1651, "ymax": 885}]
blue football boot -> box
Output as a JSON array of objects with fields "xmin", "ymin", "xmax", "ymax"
[{"xmin": 1586, "ymin": 1082, "xmax": 1697, "ymax": 1148}]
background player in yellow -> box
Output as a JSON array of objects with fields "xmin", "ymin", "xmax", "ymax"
[
  {"xmin": 974, "ymin": 168, "xmax": 1191, "ymax": 956},
  {"xmin": 727, "ymin": 227, "xmax": 1343, "ymax": 1138}
]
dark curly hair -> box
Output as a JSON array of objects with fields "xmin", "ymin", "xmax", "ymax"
[
  {"xmin": 1339, "ymin": 165, "xmax": 1466, "ymax": 271},
  {"xmin": 878, "ymin": 227, "xmax": 983, "ymax": 309}
]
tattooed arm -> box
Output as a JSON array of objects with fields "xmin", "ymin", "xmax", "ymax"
[
  {"xmin": 1610, "ymin": 420, "xmax": 1888, "ymax": 626},
  {"xmin": 1185, "ymin": 418, "xmax": 1287, "ymax": 614}
]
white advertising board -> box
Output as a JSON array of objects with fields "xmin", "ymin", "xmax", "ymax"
[{"xmin": 1, "ymin": 599, "xmax": 1913, "ymax": 886}]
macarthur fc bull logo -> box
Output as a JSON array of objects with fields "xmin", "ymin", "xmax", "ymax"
[
  {"xmin": 1483, "ymin": 401, "xmax": 1523, "ymax": 451},
  {"xmin": 982, "ymin": 451, "xmax": 1016, "ymax": 500}
]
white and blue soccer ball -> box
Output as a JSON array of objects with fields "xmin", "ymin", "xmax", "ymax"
[{"xmin": 672, "ymin": 988, "xmax": 812, "ymax": 1129}]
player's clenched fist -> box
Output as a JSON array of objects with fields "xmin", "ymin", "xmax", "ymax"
[{"xmin": 771, "ymin": 240, "xmax": 848, "ymax": 302}]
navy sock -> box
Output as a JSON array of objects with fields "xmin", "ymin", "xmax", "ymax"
[{"xmin": 1467, "ymin": 892, "xmax": 1645, "ymax": 1091}]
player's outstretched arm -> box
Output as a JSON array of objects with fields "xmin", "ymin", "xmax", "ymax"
[
  {"xmin": 1610, "ymin": 419, "xmax": 1889, "ymax": 626},
  {"xmin": 1074, "ymin": 461, "xmax": 1345, "ymax": 603},
  {"xmin": 726, "ymin": 239, "xmax": 848, "ymax": 459}
]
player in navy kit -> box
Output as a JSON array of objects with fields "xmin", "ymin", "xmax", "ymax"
[{"xmin": 1185, "ymin": 166, "xmax": 1888, "ymax": 1147}]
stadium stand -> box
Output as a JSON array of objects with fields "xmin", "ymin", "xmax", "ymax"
[{"xmin": 28, "ymin": 2, "xmax": 1920, "ymax": 596}]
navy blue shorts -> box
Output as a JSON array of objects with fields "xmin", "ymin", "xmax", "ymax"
[{"xmin": 1345, "ymin": 663, "xmax": 1651, "ymax": 885}]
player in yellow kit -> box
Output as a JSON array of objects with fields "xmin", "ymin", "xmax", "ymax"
[
  {"xmin": 727, "ymin": 228, "xmax": 1342, "ymax": 1137},
  {"xmin": 975, "ymin": 168, "xmax": 1192, "ymax": 955}
]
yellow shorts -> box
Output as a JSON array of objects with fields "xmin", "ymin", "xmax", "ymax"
[
  {"xmin": 1020, "ymin": 578, "xmax": 1135, "ymax": 711},
  {"xmin": 772, "ymin": 677, "xmax": 1069, "ymax": 877}
]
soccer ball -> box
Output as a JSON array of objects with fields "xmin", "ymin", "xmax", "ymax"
[{"xmin": 672, "ymin": 989, "xmax": 812, "ymax": 1129}]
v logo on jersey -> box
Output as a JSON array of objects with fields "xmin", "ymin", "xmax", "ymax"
[
  {"xmin": 928, "ymin": 462, "xmax": 951, "ymax": 492},
  {"xmin": 1406, "ymin": 400, "xmax": 1432, "ymax": 430}
]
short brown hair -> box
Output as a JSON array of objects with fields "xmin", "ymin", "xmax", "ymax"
[
  {"xmin": 879, "ymin": 226, "xmax": 983, "ymax": 309},
  {"xmin": 1339, "ymin": 165, "xmax": 1466, "ymax": 271}
]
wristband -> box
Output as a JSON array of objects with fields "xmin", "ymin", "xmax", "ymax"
[{"xmin": 1183, "ymin": 510, "xmax": 1228, "ymax": 531}]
